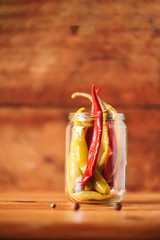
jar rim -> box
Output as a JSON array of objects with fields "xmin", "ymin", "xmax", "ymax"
[{"xmin": 69, "ymin": 112, "xmax": 125, "ymax": 121}]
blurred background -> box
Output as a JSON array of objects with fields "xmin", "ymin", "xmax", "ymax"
[{"xmin": 0, "ymin": 0, "xmax": 159, "ymax": 192}]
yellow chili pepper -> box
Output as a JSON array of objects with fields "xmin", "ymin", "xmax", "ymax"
[
  {"xmin": 98, "ymin": 116, "xmax": 109, "ymax": 169},
  {"xmin": 68, "ymin": 108, "xmax": 92, "ymax": 194},
  {"xmin": 67, "ymin": 153, "xmax": 81, "ymax": 194},
  {"xmin": 72, "ymin": 191, "xmax": 110, "ymax": 201},
  {"xmin": 72, "ymin": 108, "xmax": 90, "ymax": 173},
  {"xmin": 90, "ymin": 169, "xmax": 110, "ymax": 194},
  {"xmin": 102, "ymin": 102, "xmax": 117, "ymax": 119}
]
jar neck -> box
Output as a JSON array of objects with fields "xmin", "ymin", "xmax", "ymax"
[{"xmin": 69, "ymin": 112, "xmax": 125, "ymax": 122}]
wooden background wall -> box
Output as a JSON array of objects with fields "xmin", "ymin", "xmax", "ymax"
[{"xmin": 0, "ymin": 0, "xmax": 160, "ymax": 192}]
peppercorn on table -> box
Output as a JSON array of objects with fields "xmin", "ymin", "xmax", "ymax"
[{"xmin": 0, "ymin": 191, "xmax": 160, "ymax": 240}]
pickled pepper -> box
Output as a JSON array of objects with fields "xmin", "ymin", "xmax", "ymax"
[
  {"xmin": 103, "ymin": 120, "xmax": 118, "ymax": 181},
  {"xmin": 80, "ymin": 85, "xmax": 103, "ymax": 187}
]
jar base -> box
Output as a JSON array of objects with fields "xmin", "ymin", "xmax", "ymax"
[{"xmin": 67, "ymin": 189, "xmax": 126, "ymax": 205}]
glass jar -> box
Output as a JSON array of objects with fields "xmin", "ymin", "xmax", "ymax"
[{"xmin": 65, "ymin": 111, "xmax": 127, "ymax": 204}]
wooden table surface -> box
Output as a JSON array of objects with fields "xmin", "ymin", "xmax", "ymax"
[{"xmin": 0, "ymin": 191, "xmax": 160, "ymax": 240}]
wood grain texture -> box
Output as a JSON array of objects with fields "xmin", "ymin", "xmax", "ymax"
[
  {"xmin": 0, "ymin": 0, "xmax": 160, "ymax": 191},
  {"xmin": 0, "ymin": 0, "xmax": 160, "ymax": 106},
  {"xmin": 0, "ymin": 107, "xmax": 159, "ymax": 191},
  {"xmin": 0, "ymin": 191, "xmax": 160, "ymax": 240}
]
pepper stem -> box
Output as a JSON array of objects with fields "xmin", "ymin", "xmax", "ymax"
[
  {"xmin": 71, "ymin": 92, "xmax": 93, "ymax": 103},
  {"xmin": 71, "ymin": 92, "xmax": 117, "ymax": 119},
  {"xmin": 76, "ymin": 107, "xmax": 85, "ymax": 113}
]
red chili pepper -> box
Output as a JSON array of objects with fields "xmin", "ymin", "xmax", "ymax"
[
  {"xmin": 85, "ymin": 87, "xmax": 102, "ymax": 149},
  {"xmin": 90, "ymin": 87, "xmax": 101, "ymax": 113},
  {"xmin": 103, "ymin": 120, "xmax": 118, "ymax": 181},
  {"xmin": 80, "ymin": 85, "xmax": 103, "ymax": 187},
  {"xmin": 85, "ymin": 127, "xmax": 93, "ymax": 149}
]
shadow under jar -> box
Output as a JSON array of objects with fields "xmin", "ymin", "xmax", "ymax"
[{"xmin": 65, "ymin": 112, "xmax": 127, "ymax": 204}]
